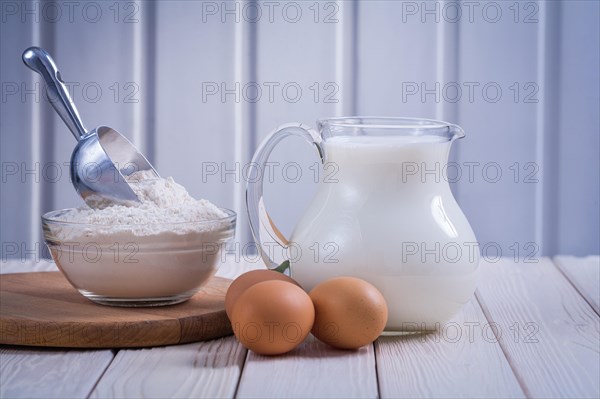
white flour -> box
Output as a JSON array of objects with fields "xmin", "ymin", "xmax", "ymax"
[{"xmin": 56, "ymin": 171, "xmax": 227, "ymax": 236}]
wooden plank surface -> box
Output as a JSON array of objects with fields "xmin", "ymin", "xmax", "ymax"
[
  {"xmin": 0, "ymin": 258, "xmax": 253, "ymax": 397},
  {"xmin": 0, "ymin": 259, "xmax": 58, "ymax": 274},
  {"xmin": 83, "ymin": 259, "xmax": 260, "ymax": 398},
  {"xmin": 376, "ymin": 299, "xmax": 525, "ymax": 399},
  {"xmin": 1, "ymin": 260, "xmax": 115, "ymax": 398},
  {"xmin": 236, "ymin": 334, "xmax": 378, "ymax": 399},
  {"xmin": 476, "ymin": 258, "xmax": 600, "ymax": 399},
  {"xmin": 90, "ymin": 337, "xmax": 245, "ymax": 399},
  {"xmin": 553, "ymin": 256, "xmax": 600, "ymax": 315},
  {"xmin": 0, "ymin": 347, "xmax": 114, "ymax": 399},
  {"xmin": 0, "ymin": 272, "xmax": 232, "ymax": 348},
  {"xmin": 2, "ymin": 256, "xmax": 599, "ymax": 399}
]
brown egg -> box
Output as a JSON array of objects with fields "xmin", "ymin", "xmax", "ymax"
[
  {"xmin": 309, "ymin": 277, "xmax": 388, "ymax": 349},
  {"xmin": 225, "ymin": 269, "xmax": 300, "ymax": 318},
  {"xmin": 230, "ymin": 280, "xmax": 314, "ymax": 355}
]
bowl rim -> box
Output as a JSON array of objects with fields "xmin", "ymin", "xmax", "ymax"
[{"xmin": 42, "ymin": 207, "xmax": 237, "ymax": 227}]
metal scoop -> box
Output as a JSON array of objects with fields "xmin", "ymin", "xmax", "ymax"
[{"xmin": 22, "ymin": 46, "xmax": 159, "ymax": 208}]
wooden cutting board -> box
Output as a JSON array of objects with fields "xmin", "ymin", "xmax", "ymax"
[{"xmin": 0, "ymin": 272, "xmax": 233, "ymax": 348}]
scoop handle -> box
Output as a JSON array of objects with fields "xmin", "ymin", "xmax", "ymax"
[{"xmin": 22, "ymin": 47, "xmax": 87, "ymax": 141}]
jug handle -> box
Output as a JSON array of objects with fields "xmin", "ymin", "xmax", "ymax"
[{"xmin": 246, "ymin": 123, "xmax": 324, "ymax": 272}]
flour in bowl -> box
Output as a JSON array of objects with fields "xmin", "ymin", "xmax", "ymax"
[{"xmin": 56, "ymin": 171, "xmax": 227, "ymax": 236}]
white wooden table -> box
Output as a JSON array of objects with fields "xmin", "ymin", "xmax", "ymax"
[{"xmin": 1, "ymin": 256, "xmax": 599, "ymax": 399}]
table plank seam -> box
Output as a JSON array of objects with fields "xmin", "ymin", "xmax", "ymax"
[
  {"xmin": 85, "ymin": 350, "xmax": 118, "ymax": 399},
  {"xmin": 474, "ymin": 289, "xmax": 533, "ymax": 399},
  {"xmin": 233, "ymin": 345, "xmax": 250, "ymax": 398},
  {"xmin": 372, "ymin": 342, "xmax": 381, "ymax": 399},
  {"xmin": 551, "ymin": 257, "xmax": 600, "ymax": 317}
]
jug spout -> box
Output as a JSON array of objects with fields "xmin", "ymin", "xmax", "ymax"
[{"xmin": 449, "ymin": 123, "xmax": 465, "ymax": 141}]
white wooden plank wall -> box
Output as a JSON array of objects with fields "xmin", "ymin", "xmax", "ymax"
[
  {"xmin": 457, "ymin": 1, "xmax": 538, "ymax": 253},
  {"xmin": 1, "ymin": 0, "xmax": 598, "ymax": 260},
  {"xmin": 555, "ymin": 1, "xmax": 600, "ymax": 255}
]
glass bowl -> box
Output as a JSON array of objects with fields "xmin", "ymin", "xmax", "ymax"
[{"xmin": 42, "ymin": 208, "xmax": 236, "ymax": 307}]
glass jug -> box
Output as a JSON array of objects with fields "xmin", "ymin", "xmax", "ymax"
[{"xmin": 246, "ymin": 117, "xmax": 479, "ymax": 332}]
